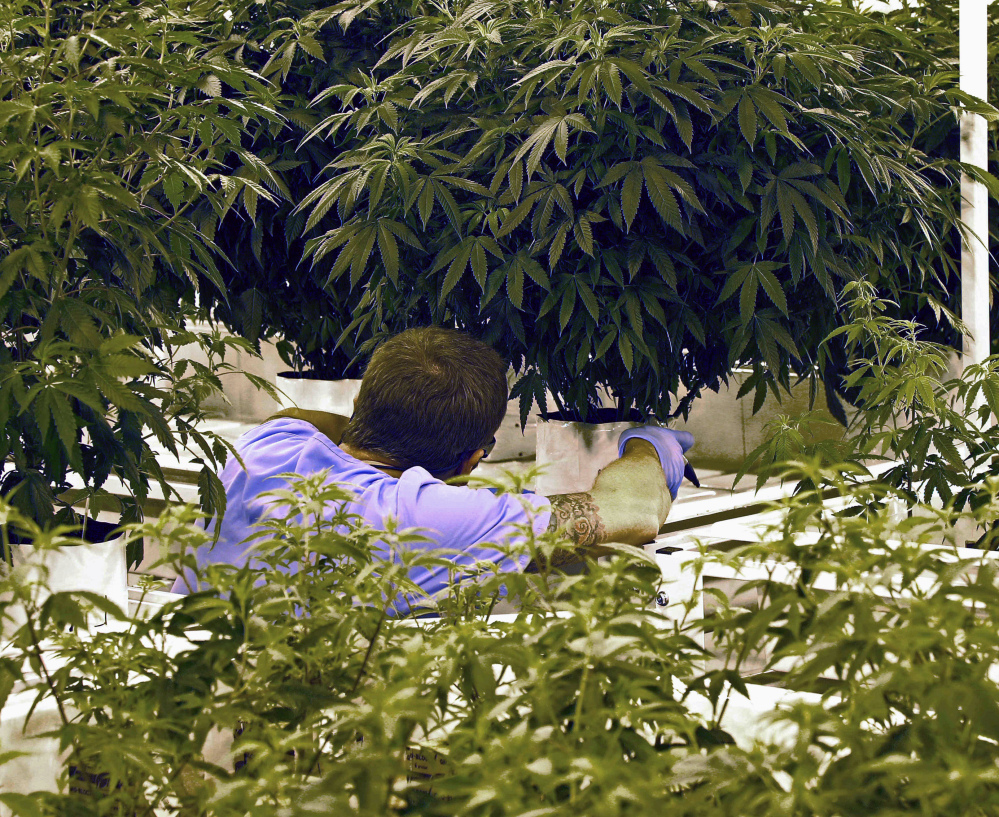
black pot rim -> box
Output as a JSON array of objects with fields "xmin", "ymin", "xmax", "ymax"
[
  {"xmin": 6, "ymin": 516, "xmax": 121, "ymax": 546},
  {"xmin": 538, "ymin": 407, "xmax": 645, "ymax": 424},
  {"xmin": 277, "ymin": 371, "xmax": 362, "ymax": 382}
]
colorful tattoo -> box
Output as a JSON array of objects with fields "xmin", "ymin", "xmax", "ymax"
[
  {"xmin": 527, "ymin": 493, "xmax": 607, "ymax": 572},
  {"xmin": 546, "ymin": 492, "xmax": 606, "ymax": 549}
]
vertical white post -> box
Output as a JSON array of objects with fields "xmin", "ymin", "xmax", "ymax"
[{"xmin": 960, "ymin": 0, "xmax": 990, "ymax": 368}]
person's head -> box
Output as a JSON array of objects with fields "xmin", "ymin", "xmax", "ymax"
[{"xmin": 340, "ymin": 327, "xmax": 508, "ymax": 475}]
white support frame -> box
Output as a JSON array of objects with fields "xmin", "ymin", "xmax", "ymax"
[{"xmin": 961, "ymin": 0, "xmax": 991, "ymax": 368}]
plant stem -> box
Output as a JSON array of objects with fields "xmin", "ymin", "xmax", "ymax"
[{"xmin": 350, "ymin": 606, "xmax": 386, "ymax": 695}]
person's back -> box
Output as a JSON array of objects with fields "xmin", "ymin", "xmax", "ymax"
[{"xmin": 172, "ymin": 327, "xmax": 693, "ymax": 602}]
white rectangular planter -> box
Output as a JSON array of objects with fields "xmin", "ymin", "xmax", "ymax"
[
  {"xmin": 534, "ymin": 412, "xmax": 642, "ymax": 496},
  {"xmin": 0, "ymin": 690, "xmax": 65, "ymax": 811},
  {"xmin": 680, "ymin": 370, "xmax": 844, "ymax": 472},
  {"xmin": 5, "ymin": 537, "xmax": 128, "ymax": 636},
  {"xmin": 276, "ymin": 372, "xmax": 362, "ymax": 417}
]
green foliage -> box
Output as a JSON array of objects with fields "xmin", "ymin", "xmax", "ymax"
[
  {"xmin": 259, "ymin": 0, "xmax": 987, "ymax": 421},
  {"xmin": 739, "ymin": 280, "xmax": 999, "ymax": 542},
  {"xmin": 0, "ymin": 475, "xmax": 709, "ymax": 814},
  {"xmin": 8, "ymin": 454, "xmax": 999, "ymax": 813},
  {"xmin": 174, "ymin": 0, "xmax": 999, "ymax": 417},
  {"xmin": 874, "ymin": 0, "xmax": 999, "ymax": 352},
  {"xmin": 699, "ymin": 463, "xmax": 999, "ymax": 815},
  {"xmin": 192, "ymin": 0, "xmax": 419, "ymax": 379},
  {"xmin": 0, "ymin": 0, "xmax": 285, "ymax": 539}
]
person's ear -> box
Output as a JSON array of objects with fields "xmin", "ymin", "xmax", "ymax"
[{"xmin": 459, "ymin": 449, "xmax": 486, "ymax": 476}]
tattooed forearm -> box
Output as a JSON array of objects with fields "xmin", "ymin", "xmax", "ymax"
[
  {"xmin": 526, "ymin": 494, "xmax": 607, "ymax": 573},
  {"xmin": 546, "ymin": 492, "xmax": 606, "ymax": 548}
]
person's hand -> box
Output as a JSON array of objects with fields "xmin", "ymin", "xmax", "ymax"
[{"xmin": 617, "ymin": 426, "xmax": 696, "ymax": 499}]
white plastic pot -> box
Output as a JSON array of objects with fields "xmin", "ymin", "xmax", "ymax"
[
  {"xmin": 6, "ymin": 536, "xmax": 128, "ymax": 633},
  {"xmin": 679, "ymin": 369, "xmax": 845, "ymax": 471},
  {"xmin": 0, "ymin": 690, "xmax": 64, "ymax": 807},
  {"xmin": 534, "ymin": 409, "xmax": 644, "ymax": 496},
  {"xmin": 490, "ymin": 406, "xmax": 536, "ymax": 462},
  {"xmin": 276, "ymin": 372, "xmax": 362, "ymax": 417}
]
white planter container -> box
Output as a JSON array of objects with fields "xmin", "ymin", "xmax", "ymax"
[
  {"xmin": 6, "ymin": 536, "xmax": 128, "ymax": 633},
  {"xmin": 490, "ymin": 406, "xmax": 536, "ymax": 462},
  {"xmin": 0, "ymin": 690, "xmax": 65, "ymax": 807},
  {"xmin": 534, "ymin": 409, "xmax": 644, "ymax": 496},
  {"xmin": 679, "ymin": 370, "xmax": 845, "ymax": 472},
  {"xmin": 276, "ymin": 372, "xmax": 362, "ymax": 417}
]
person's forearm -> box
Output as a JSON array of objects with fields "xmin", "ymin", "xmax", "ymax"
[
  {"xmin": 588, "ymin": 438, "xmax": 672, "ymax": 544},
  {"xmin": 543, "ymin": 439, "xmax": 672, "ymax": 553}
]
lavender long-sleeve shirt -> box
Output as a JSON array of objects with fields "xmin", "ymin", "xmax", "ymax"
[{"xmin": 171, "ymin": 418, "xmax": 552, "ymax": 605}]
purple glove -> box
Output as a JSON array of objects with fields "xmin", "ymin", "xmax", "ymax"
[{"xmin": 618, "ymin": 426, "xmax": 696, "ymax": 499}]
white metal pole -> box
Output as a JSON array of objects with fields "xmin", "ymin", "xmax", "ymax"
[{"xmin": 960, "ymin": 0, "xmax": 990, "ymax": 368}]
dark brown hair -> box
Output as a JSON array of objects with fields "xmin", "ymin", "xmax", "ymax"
[{"xmin": 340, "ymin": 327, "xmax": 508, "ymax": 473}]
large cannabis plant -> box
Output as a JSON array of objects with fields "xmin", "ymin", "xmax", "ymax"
[
  {"xmin": 0, "ymin": 0, "xmax": 285, "ymax": 545},
  {"xmin": 279, "ymin": 0, "xmax": 992, "ymax": 422}
]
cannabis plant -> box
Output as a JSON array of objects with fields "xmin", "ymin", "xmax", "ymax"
[
  {"xmin": 281, "ymin": 0, "xmax": 990, "ymax": 422},
  {"xmin": 8, "ymin": 455, "xmax": 999, "ymax": 814},
  {"xmin": 0, "ymin": 0, "xmax": 284, "ymax": 543},
  {"xmin": 738, "ymin": 280, "xmax": 999, "ymax": 542},
  {"xmin": 184, "ymin": 0, "xmax": 425, "ymax": 379}
]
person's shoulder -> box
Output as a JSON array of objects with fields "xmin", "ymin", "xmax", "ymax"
[
  {"xmin": 242, "ymin": 417, "xmax": 324, "ymax": 445},
  {"xmin": 238, "ymin": 417, "xmax": 342, "ymax": 463},
  {"xmin": 399, "ymin": 471, "xmax": 552, "ymax": 517},
  {"xmin": 232, "ymin": 417, "xmax": 352, "ymax": 480}
]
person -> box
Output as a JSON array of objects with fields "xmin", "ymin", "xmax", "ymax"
[{"xmin": 170, "ymin": 327, "xmax": 694, "ymax": 603}]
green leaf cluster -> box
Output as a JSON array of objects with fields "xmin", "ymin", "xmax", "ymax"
[
  {"xmin": 7, "ymin": 456, "xmax": 999, "ymax": 814},
  {"xmin": 738, "ymin": 280, "xmax": 999, "ymax": 539},
  {"xmin": 199, "ymin": 0, "xmax": 995, "ymax": 422},
  {"xmin": 0, "ymin": 0, "xmax": 285, "ymax": 539}
]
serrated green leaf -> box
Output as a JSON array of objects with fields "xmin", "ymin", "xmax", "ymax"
[
  {"xmin": 738, "ymin": 95, "xmax": 757, "ymax": 146},
  {"xmin": 559, "ymin": 283, "xmax": 577, "ymax": 332},
  {"xmin": 574, "ymin": 217, "xmax": 594, "ymax": 257},
  {"xmin": 163, "ymin": 174, "xmax": 184, "ymax": 210},
  {"xmin": 624, "ymin": 290, "xmax": 644, "ymax": 339},
  {"xmin": 643, "ymin": 164, "xmax": 683, "ymax": 231},
  {"xmin": 595, "ymin": 326, "xmax": 616, "ymax": 360},
  {"xmin": 982, "ymin": 376, "xmax": 999, "ymax": 419},
  {"xmin": 92, "ymin": 370, "xmax": 142, "ymax": 412},
  {"xmin": 716, "ymin": 264, "xmax": 750, "ymax": 305},
  {"xmin": 417, "ymin": 180, "xmax": 434, "ymax": 226},
  {"xmin": 103, "ymin": 354, "xmax": 158, "ymax": 379},
  {"xmin": 549, "ymin": 222, "xmax": 569, "ymax": 269},
  {"xmin": 756, "ymin": 266, "xmax": 788, "ymax": 315},
  {"xmin": 348, "ymin": 224, "xmax": 377, "ymax": 289},
  {"xmin": 576, "ymin": 279, "xmax": 600, "ymax": 322},
  {"xmin": 618, "ymin": 334, "xmax": 633, "ymax": 372},
  {"xmin": 523, "ymin": 256, "xmax": 550, "ymax": 290},
  {"xmin": 932, "ymin": 432, "xmax": 965, "ymax": 473},
  {"xmin": 198, "ymin": 467, "xmax": 227, "ymax": 522},
  {"xmin": 621, "ymin": 170, "xmax": 642, "ymax": 231},
  {"xmin": 497, "ymin": 197, "xmax": 535, "ymax": 239},
  {"xmin": 507, "ymin": 260, "xmax": 524, "ymax": 310},
  {"xmin": 554, "ymin": 119, "xmax": 569, "ymax": 163},
  {"xmin": 776, "ymin": 181, "xmax": 796, "ymax": 245},
  {"xmin": 786, "ymin": 186, "xmax": 818, "ymax": 251},
  {"xmin": 439, "ymin": 242, "xmax": 473, "ymax": 305},
  {"xmin": 602, "ymin": 63, "xmax": 623, "ymax": 108},
  {"xmin": 471, "ymin": 242, "xmax": 488, "ymax": 289}
]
